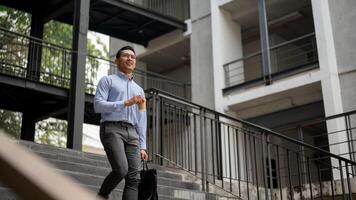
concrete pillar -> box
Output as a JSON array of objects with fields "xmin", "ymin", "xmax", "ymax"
[
  {"xmin": 21, "ymin": 111, "xmax": 36, "ymax": 141},
  {"xmin": 27, "ymin": 13, "xmax": 44, "ymax": 80},
  {"xmin": 328, "ymin": 0, "xmax": 356, "ymax": 165},
  {"xmin": 67, "ymin": 0, "xmax": 89, "ymax": 150},
  {"xmin": 312, "ymin": 0, "xmax": 349, "ymax": 179},
  {"xmin": 190, "ymin": 0, "xmax": 215, "ymax": 109}
]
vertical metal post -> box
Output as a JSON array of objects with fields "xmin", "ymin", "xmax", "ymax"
[
  {"xmin": 298, "ymin": 126, "xmax": 308, "ymax": 184},
  {"xmin": 296, "ymin": 153, "xmax": 302, "ymax": 200},
  {"xmin": 253, "ymin": 137, "xmax": 260, "ymax": 200},
  {"xmin": 227, "ymin": 126, "xmax": 232, "ymax": 192},
  {"xmin": 277, "ymin": 146, "xmax": 283, "ymax": 200},
  {"xmin": 194, "ymin": 113, "xmax": 198, "ymax": 176},
  {"xmin": 67, "ymin": 0, "xmax": 89, "ymax": 150},
  {"xmin": 152, "ymin": 94, "xmax": 157, "ymax": 164},
  {"xmin": 27, "ymin": 13, "xmax": 44, "ymax": 81},
  {"xmin": 200, "ymin": 109, "xmax": 206, "ymax": 192},
  {"xmin": 287, "ymin": 150, "xmax": 293, "ymax": 199},
  {"xmin": 204, "ymin": 115, "xmax": 209, "ymax": 192},
  {"xmin": 267, "ymin": 136, "xmax": 273, "ymax": 200},
  {"xmin": 244, "ymin": 132, "xmax": 250, "ymax": 200},
  {"xmin": 317, "ymin": 162, "xmax": 324, "ymax": 200},
  {"xmin": 257, "ymin": 0, "xmax": 272, "ymax": 84},
  {"xmin": 262, "ymin": 133, "xmax": 268, "ymax": 200},
  {"xmin": 188, "ymin": 112, "xmax": 192, "ymax": 171},
  {"xmin": 215, "ymin": 114, "xmax": 223, "ymax": 180},
  {"xmin": 329, "ymin": 164, "xmax": 335, "ymax": 200},
  {"xmin": 339, "ymin": 160, "xmax": 346, "ymax": 200},
  {"xmin": 346, "ymin": 163, "xmax": 353, "ymax": 200},
  {"xmin": 210, "ymin": 119, "xmax": 216, "ymax": 184},
  {"xmin": 159, "ymin": 98, "xmax": 163, "ymax": 165},
  {"xmin": 236, "ymin": 129, "xmax": 241, "ymax": 197},
  {"xmin": 307, "ymin": 157, "xmax": 313, "ymax": 200}
]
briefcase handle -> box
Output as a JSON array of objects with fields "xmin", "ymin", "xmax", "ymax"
[{"xmin": 141, "ymin": 159, "xmax": 149, "ymax": 171}]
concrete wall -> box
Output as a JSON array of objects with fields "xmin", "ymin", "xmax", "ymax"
[
  {"xmin": 328, "ymin": 0, "xmax": 356, "ymax": 112},
  {"xmin": 328, "ymin": 0, "xmax": 356, "ymax": 163},
  {"xmin": 190, "ymin": 0, "xmax": 215, "ymax": 109}
]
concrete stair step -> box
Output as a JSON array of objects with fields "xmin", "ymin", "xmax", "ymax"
[
  {"xmin": 10, "ymin": 141, "xmax": 239, "ymax": 199},
  {"xmin": 45, "ymin": 158, "xmax": 184, "ymax": 181},
  {"xmin": 19, "ymin": 140, "xmax": 108, "ymax": 162},
  {"xmin": 59, "ymin": 169, "xmax": 200, "ymax": 191},
  {"xmin": 0, "ymin": 185, "xmax": 198, "ymax": 200}
]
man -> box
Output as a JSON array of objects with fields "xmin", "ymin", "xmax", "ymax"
[{"xmin": 94, "ymin": 46, "xmax": 148, "ymax": 200}]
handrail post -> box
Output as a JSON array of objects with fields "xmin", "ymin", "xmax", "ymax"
[
  {"xmin": 200, "ymin": 108, "xmax": 206, "ymax": 192},
  {"xmin": 152, "ymin": 91, "xmax": 158, "ymax": 164}
]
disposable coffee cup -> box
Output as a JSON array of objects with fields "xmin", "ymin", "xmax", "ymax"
[{"xmin": 138, "ymin": 100, "xmax": 146, "ymax": 111}]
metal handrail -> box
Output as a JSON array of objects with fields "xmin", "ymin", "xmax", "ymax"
[
  {"xmin": 223, "ymin": 32, "xmax": 318, "ymax": 89},
  {"xmin": 0, "ymin": 28, "xmax": 190, "ymax": 97},
  {"xmin": 146, "ymin": 87, "xmax": 356, "ymax": 199},
  {"xmin": 146, "ymin": 88, "xmax": 356, "ymax": 166},
  {"xmin": 223, "ymin": 32, "xmax": 316, "ymax": 67}
]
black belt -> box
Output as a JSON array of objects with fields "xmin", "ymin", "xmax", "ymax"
[{"xmin": 104, "ymin": 121, "xmax": 133, "ymax": 127}]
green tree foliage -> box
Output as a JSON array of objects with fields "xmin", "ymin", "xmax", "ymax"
[
  {"xmin": 0, "ymin": 110, "xmax": 22, "ymax": 138},
  {"xmin": 0, "ymin": 5, "xmax": 108, "ymax": 146},
  {"xmin": 36, "ymin": 119, "xmax": 67, "ymax": 148}
]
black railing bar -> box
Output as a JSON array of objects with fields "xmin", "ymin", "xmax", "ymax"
[
  {"xmin": 272, "ymin": 60, "xmax": 318, "ymax": 73},
  {"xmin": 223, "ymin": 52, "xmax": 261, "ymax": 67},
  {"xmin": 273, "ymin": 49, "xmax": 315, "ymax": 63},
  {"xmin": 276, "ymin": 112, "xmax": 356, "ymax": 130},
  {"xmin": 120, "ymin": 0, "xmax": 189, "ymax": 22},
  {"xmin": 274, "ymin": 135, "xmax": 356, "ymax": 150},
  {"xmin": 223, "ymin": 32, "xmax": 315, "ymax": 66},
  {"xmin": 225, "ymin": 66, "xmax": 243, "ymax": 72},
  {"xmin": 0, "ymin": 27, "xmax": 73, "ymax": 52},
  {"xmin": 298, "ymin": 127, "xmax": 356, "ymax": 139},
  {"xmin": 0, "ymin": 62, "xmax": 27, "ymax": 70},
  {"xmin": 336, "ymin": 151, "xmax": 356, "ymax": 157},
  {"xmin": 272, "ymin": 41, "xmax": 313, "ymax": 54},
  {"xmin": 228, "ymin": 73, "xmax": 245, "ymax": 79},
  {"xmin": 269, "ymin": 32, "xmax": 315, "ymax": 51},
  {"xmin": 87, "ymin": 56, "xmax": 189, "ymax": 85},
  {"xmin": 146, "ymin": 88, "xmax": 356, "ymax": 165},
  {"xmin": 274, "ymin": 60, "xmax": 319, "ymax": 72},
  {"xmin": 315, "ymin": 140, "xmax": 356, "ymax": 150},
  {"xmin": 1, "ymin": 28, "xmax": 190, "ymax": 87}
]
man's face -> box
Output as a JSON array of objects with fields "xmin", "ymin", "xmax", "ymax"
[{"xmin": 116, "ymin": 49, "xmax": 136, "ymax": 74}]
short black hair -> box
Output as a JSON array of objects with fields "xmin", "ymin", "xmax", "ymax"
[{"xmin": 116, "ymin": 46, "xmax": 136, "ymax": 59}]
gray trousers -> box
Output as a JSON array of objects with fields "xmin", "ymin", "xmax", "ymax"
[{"xmin": 98, "ymin": 122, "xmax": 140, "ymax": 200}]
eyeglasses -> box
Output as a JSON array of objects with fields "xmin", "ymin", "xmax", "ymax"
[{"xmin": 121, "ymin": 53, "xmax": 136, "ymax": 60}]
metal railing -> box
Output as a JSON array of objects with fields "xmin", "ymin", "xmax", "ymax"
[
  {"xmin": 224, "ymin": 33, "xmax": 319, "ymax": 88},
  {"xmin": 275, "ymin": 110, "xmax": 356, "ymax": 167},
  {"xmin": 0, "ymin": 27, "xmax": 190, "ymax": 98},
  {"xmin": 146, "ymin": 88, "xmax": 356, "ymax": 200},
  {"xmin": 122, "ymin": 0, "xmax": 190, "ymax": 21}
]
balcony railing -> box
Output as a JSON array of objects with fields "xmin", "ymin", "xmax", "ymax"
[
  {"xmin": 146, "ymin": 88, "xmax": 356, "ymax": 199},
  {"xmin": 0, "ymin": 27, "xmax": 190, "ymax": 98},
  {"xmin": 224, "ymin": 33, "xmax": 318, "ymax": 90},
  {"xmin": 122, "ymin": 0, "xmax": 190, "ymax": 21},
  {"xmin": 276, "ymin": 110, "xmax": 356, "ymax": 165}
]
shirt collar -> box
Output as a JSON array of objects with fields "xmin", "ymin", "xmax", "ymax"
[{"xmin": 117, "ymin": 70, "xmax": 134, "ymax": 81}]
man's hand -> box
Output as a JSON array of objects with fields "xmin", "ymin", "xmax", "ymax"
[
  {"xmin": 124, "ymin": 95, "xmax": 145, "ymax": 107},
  {"xmin": 140, "ymin": 149, "xmax": 148, "ymax": 161}
]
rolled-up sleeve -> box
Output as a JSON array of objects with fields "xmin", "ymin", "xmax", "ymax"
[
  {"xmin": 135, "ymin": 89, "xmax": 147, "ymax": 149},
  {"xmin": 135, "ymin": 110, "xmax": 147, "ymax": 149},
  {"xmin": 94, "ymin": 76, "xmax": 124, "ymax": 113}
]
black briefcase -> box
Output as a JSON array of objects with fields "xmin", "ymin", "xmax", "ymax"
[{"xmin": 138, "ymin": 160, "xmax": 158, "ymax": 200}]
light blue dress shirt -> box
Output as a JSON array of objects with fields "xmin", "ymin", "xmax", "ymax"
[{"xmin": 94, "ymin": 72, "xmax": 147, "ymax": 149}]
